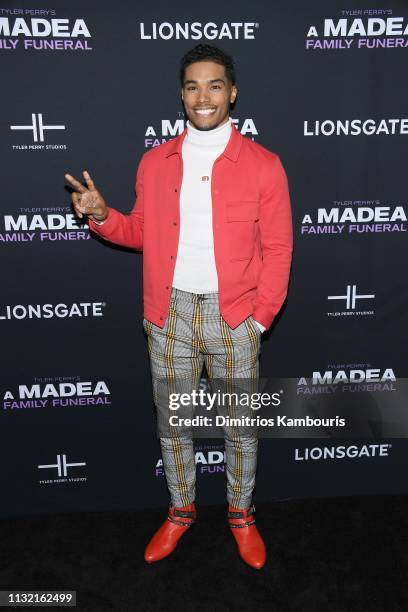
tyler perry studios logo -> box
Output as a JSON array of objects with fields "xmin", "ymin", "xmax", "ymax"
[
  {"xmin": 9, "ymin": 112, "xmax": 67, "ymax": 151},
  {"xmin": 37, "ymin": 453, "xmax": 87, "ymax": 485},
  {"xmin": 326, "ymin": 284, "xmax": 375, "ymax": 317}
]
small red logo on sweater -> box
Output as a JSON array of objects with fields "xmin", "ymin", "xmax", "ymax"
[{"xmin": 201, "ymin": 175, "xmax": 209, "ymax": 181}]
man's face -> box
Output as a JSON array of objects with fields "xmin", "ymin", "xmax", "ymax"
[{"xmin": 181, "ymin": 60, "xmax": 237, "ymax": 131}]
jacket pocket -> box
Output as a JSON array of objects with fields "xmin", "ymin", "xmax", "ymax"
[
  {"xmin": 226, "ymin": 201, "xmax": 259, "ymax": 260},
  {"xmin": 226, "ymin": 200, "xmax": 259, "ymax": 222}
]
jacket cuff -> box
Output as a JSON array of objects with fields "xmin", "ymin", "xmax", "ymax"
[{"xmin": 87, "ymin": 208, "xmax": 117, "ymax": 236}]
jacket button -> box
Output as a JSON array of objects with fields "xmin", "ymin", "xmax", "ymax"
[
  {"xmin": 166, "ymin": 285, "xmax": 169, "ymax": 289},
  {"xmin": 170, "ymin": 255, "xmax": 174, "ymax": 260},
  {"xmin": 174, "ymin": 188, "xmax": 178, "ymax": 192},
  {"xmin": 173, "ymin": 221, "xmax": 177, "ymax": 226},
  {"xmin": 160, "ymin": 316, "xmax": 163, "ymax": 320}
]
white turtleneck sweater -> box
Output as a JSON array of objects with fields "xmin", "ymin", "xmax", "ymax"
[
  {"xmin": 172, "ymin": 117, "xmax": 265, "ymax": 333},
  {"xmin": 172, "ymin": 117, "xmax": 231, "ymax": 294}
]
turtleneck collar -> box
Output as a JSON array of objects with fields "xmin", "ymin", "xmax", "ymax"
[{"xmin": 185, "ymin": 116, "xmax": 232, "ymax": 147}]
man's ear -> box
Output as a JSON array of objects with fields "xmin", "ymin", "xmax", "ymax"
[{"xmin": 230, "ymin": 85, "xmax": 238, "ymax": 103}]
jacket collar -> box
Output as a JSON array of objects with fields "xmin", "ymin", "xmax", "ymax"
[{"xmin": 164, "ymin": 119, "xmax": 242, "ymax": 162}]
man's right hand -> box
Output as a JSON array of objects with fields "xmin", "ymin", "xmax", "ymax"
[{"xmin": 65, "ymin": 170, "xmax": 109, "ymax": 222}]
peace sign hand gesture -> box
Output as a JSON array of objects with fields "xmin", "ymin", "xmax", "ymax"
[{"xmin": 65, "ymin": 170, "xmax": 109, "ymax": 222}]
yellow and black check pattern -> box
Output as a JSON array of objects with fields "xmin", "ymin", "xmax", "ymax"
[{"xmin": 143, "ymin": 286, "xmax": 261, "ymax": 508}]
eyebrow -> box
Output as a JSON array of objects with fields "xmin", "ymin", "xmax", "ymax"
[{"xmin": 183, "ymin": 78, "xmax": 225, "ymax": 86}]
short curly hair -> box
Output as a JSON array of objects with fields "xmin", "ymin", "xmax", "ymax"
[{"xmin": 180, "ymin": 44, "xmax": 236, "ymax": 86}]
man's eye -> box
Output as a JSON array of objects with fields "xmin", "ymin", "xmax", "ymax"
[{"xmin": 185, "ymin": 85, "xmax": 221, "ymax": 91}]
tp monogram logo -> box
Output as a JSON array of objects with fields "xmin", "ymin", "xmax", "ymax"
[
  {"xmin": 10, "ymin": 113, "xmax": 65, "ymax": 142},
  {"xmin": 327, "ymin": 285, "xmax": 375, "ymax": 309}
]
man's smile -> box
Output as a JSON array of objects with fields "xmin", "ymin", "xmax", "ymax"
[{"xmin": 194, "ymin": 108, "xmax": 217, "ymax": 116}]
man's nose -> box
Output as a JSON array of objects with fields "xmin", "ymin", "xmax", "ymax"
[{"xmin": 197, "ymin": 88, "xmax": 210, "ymax": 103}]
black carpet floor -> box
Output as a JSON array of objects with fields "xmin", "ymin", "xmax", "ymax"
[{"xmin": 1, "ymin": 495, "xmax": 408, "ymax": 611}]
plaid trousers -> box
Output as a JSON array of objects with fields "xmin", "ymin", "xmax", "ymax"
[{"xmin": 143, "ymin": 286, "xmax": 261, "ymax": 508}]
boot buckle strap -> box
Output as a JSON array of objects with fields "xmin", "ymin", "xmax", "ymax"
[
  {"xmin": 167, "ymin": 515, "xmax": 195, "ymax": 527},
  {"xmin": 228, "ymin": 511, "xmax": 245, "ymax": 519},
  {"xmin": 172, "ymin": 509, "xmax": 196, "ymax": 518},
  {"xmin": 229, "ymin": 518, "xmax": 256, "ymax": 528},
  {"xmin": 227, "ymin": 504, "xmax": 256, "ymax": 519}
]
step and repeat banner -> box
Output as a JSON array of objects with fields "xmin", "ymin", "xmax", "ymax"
[{"xmin": 1, "ymin": 0, "xmax": 407, "ymax": 518}]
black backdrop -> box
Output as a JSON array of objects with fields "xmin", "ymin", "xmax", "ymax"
[{"xmin": 1, "ymin": 0, "xmax": 407, "ymax": 518}]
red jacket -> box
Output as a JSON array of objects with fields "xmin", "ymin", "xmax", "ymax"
[{"xmin": 88, "ymin": 123, "xmax": 293, "ymax": 331}]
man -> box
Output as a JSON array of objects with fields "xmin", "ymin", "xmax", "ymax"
[{"xmin": 65, "ymin": 43, "xmax": 293, "ymax": 570}]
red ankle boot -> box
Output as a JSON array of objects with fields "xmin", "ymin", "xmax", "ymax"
[
  {"xmin": 144, "ymin": 503, "xmax": 196, "ymax": 563},
  {"xmin": 228, "ymin": 504, "xmax": 266, "ymax": 569}
]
